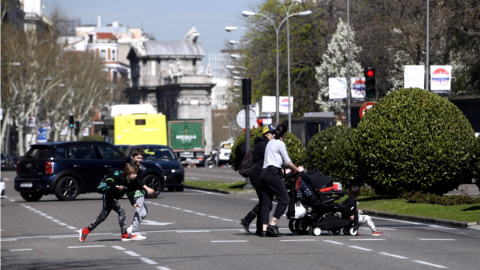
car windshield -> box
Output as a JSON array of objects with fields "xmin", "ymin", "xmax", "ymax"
[{"xmin": 143, "ymin": 147, "xmax": 176, "ymax": 161}]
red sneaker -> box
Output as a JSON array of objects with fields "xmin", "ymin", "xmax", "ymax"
[
  {"xmin": 79, "ymin": 227, "xmax": 90, "ymax": 242},
  {"xmin": 121, "ymin": 233, "xmax": 138, "ymax": 241},
  {"xmin": 372, "ymin": 230, "xmax": 383, "ymax": 236}
]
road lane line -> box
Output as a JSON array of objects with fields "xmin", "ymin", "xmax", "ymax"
[
  {"xmin": 280, "ymin": 239, "xmax": 316, "ymax": 242},
  {"xmin": 349, "ymin": 238, "xmax": 386, "ymax": 241},
  {"xmin": 349, "ymin": 246, "xmax": 372, "ymax": 251},
  {"xmin": 418, "ymin": 238, "xmax": 456, "ymax": 241},
  {"xmin": 177, "ymin": 230, "xmax": 210, "ymax": 233},
  {"xmin": 211, "ymin": 240, "xmax": 248, "ymax": 243},
  {"xmin": 378, "ymin": 252, "xmax": 408, "ymax": 259},
  {"xmin": 68, "ymin": 245, "xmax": 105, "ymax": 248},
  {"xmin": 9, "ymin": 249, "xmax": 33, "ymax": 251},
  {"xmin": 124, "ymin": 250, "xmax": 140, "ymax": 256},
  {"xmin": 140, "ymin": 257, "xmax": 158, "ymax": 265},
  {"xmin": 323, "ymin": 240, "xmax": 343, "ymax": 245},
  {"xmin": 413, "ymin": 260, "xmax": 448, "ymax": 268},
  {"xmin": 112, "ymin": 246, "xmax": 125, "ymax": 250}
]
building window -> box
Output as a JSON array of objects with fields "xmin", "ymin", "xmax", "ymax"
[
  {"xmin": 113, "ymin": 71, "xmax": 118, "ymax": 83},
  {"xmin": 112, "ymin": 50, "xmax": 116, "ymax": 61},
  {"xmin": 100, "ymin": 50, "xmax": 106, "ymax": 60}
]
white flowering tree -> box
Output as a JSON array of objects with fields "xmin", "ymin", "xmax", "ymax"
[{"xmin": 315, "ymin": 18, "xmax": 363, "ymax": 116}]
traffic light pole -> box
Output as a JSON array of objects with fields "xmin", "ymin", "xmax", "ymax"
[
  {"xmin": 346, "ymin": 0, "xmax": 351, "ymax": 127},
  {"xmin": 242, "ymin": 78, "xmax": 253, "ymax": 190}
]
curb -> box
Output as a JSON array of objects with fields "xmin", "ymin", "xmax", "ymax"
[
  {"xmin": 185, "ymin": 186, "xmax": 479, "ymax": 230},
  {"xmin": 363, "ymin": 210, "xmax": 474, "ymax": 229}
]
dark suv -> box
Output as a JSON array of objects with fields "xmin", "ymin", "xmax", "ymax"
[{"xmin": 14, "ymin": 141, "xmax": 164, "ymax": 201}]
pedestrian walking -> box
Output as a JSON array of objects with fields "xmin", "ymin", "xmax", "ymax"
[
  {"xmin": 239, "ymin": 124, "xmax": 276, "ymax": 236},
  {"xmin": 78, "ymin": 163, "xmax": 140, "ymax": 242},
  {"xmin": 260, "ymin": 124, "xmax": 304, "ymax": 237}
]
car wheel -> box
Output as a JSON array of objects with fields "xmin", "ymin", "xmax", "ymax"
[
  {"xmin": 55, "ymin": 176, "xmax": 80, "ymax": 201},
  {"xmin": 20, "ymin": 192, "xmax": 43, "ymax": 202},
  {"xmin": 175, "ymin": 186, "xmax": 184, "ymax": 192},
  {"xmin": 143, "ymin": 174, "xmax": 162, "ymax": 198}
]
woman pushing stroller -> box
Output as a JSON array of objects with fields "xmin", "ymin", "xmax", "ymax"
[{"xmin": 260, "ymin": 124, "xmax": 304, "ymax": 237}]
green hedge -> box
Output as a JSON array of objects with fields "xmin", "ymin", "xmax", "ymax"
[
  {"xmin": 356, "ymin": 88, "xmax": 475, "ymax": 196},
  {"xmin": 305, "ymin": 126, "xmax": 358, "ymax": 187}
]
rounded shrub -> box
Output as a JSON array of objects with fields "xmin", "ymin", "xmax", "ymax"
[
  {"xmin": 305, "ymin": 126, "xmax": 358, "ymax": 187},
  {"xmin": 472, "ymin": 136, "xmax": 480, "ymax": 190},
  {"xmin": 356, "ymin": 88, "xmax": 475, "ymax": 196},
  {"xmin": 230, "ymin": 126, "xmax": 307, "ymax": 171}
]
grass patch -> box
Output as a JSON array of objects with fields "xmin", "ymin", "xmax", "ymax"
[
  {"xmin": 185, "ymin": 181, "xmax": 246, "ymax": 192},
  {"xmin": 342, "ymin": 196, "xmax": 480, "ymax": 223}
]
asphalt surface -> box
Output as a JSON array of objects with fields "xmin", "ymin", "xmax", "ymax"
[{"xmin": 183, "ymin": 167, "xmax": 480, "ymax": 230}]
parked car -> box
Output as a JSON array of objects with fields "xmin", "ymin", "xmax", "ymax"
[
  {"xmin": 124, "ymin": 144, "xmax": 184, "ymax": 192},
  {"xmin": 1, "ymin": 153, "xmax": 14, "ymax": 170},
  {"xmin": 15, "ymin": 141, "xmax": 128, "ymax": 201},
  {"xmin": 216, "ymin": 141, "xmax": 234, "ymax": 167},
  {"xmin": 114, "ymin": 145, "xmax": 130, "ymax": 153}
]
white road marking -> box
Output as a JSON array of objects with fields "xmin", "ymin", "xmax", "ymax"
[
  {"xmin": 378, "ymin": 252, "xmax": 408, "ymax": 259},
  {"xmin": 124, "ymin": 250, "xmax": 140, "ymax": 256},
  {"xmin": 418, "ymin": 238, "xmax": 456, "ymax": 241},
  {"xmin": 9, "ymin": 249, "xmax": 33, "ymax": 251},
  {"xmin": 156, "ymin": 266, "xmax": 172, "ymax": 270},
  {"xmin": 68, "ymin": 245, "xmax": 105, "ymax": 249},
  {"xmin": 177, "ymin": 230, "xmax": 210, "ymax": 233},
  {"xmin": 280, "ymin": 239, "xmax": 316, "ymax": 242},
  {"xmin": 140, "ymin": 257, "xmax": 158, "ymax": 265},
  {"xmin": 323, "ymin": 240, "xmax": 343, "ymax": 245},
  {"xmin": 211, "ymin": 240, "xmax": 248, "ymax": 243},
  {"xmin": 349, "ymin": 238, "xmax": 386, "ymax": 241},
  {"xmin": 349, "ymin": 246, "xmax": 372, "ymax": 251},
  {"xmin": 112, "ymin": 246, "xmax": 125, "ymax": 250},
  {"xmin": 413, "ymin": 260, "xmax": 448, "ymax": 268}
]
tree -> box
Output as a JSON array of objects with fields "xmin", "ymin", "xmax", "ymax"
[
  {"xmin": 241, "ymin": 0, "xmax": 339, "ymax": 117},
  {"xmin": 356, "ymin": 88, "xmax": 475, "ymax": 196},
  {"xmin": 315, "ymin": 17, "xmax": 362, "ymax": 117}
]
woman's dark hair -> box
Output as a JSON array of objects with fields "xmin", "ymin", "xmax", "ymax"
[{"xmin": 274, "ymin": 124, "xmax": 288, "ymax": 139}]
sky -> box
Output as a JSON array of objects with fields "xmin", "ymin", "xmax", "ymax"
[{"xmin": 42, "ymin": 0, "xmax": 263, "ymax": 59}]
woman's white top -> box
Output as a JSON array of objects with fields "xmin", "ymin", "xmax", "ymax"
[{"xmin": 262, "ymin": 139, "xmax": 291, "ymax": 169}]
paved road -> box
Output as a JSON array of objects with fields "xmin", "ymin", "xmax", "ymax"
[{"xmin": 2, "ymin": 169, "xmax": 480, "ymax": 270}]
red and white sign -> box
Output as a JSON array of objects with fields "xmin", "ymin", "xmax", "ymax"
[{"xmin": 359, "ymin": 101, "xmax": 375, "ymax": 119}]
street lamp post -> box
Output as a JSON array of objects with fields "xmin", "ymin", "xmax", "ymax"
[{"xmin": 242, "ymin": 8, "xmax": 311, "ymax": 127}]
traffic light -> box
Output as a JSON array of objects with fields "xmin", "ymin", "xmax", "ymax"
[
  {"xmin": 74, "ymin": 121, "xmax": 80, "ymax": 136},
  {"xmin": 69, "ymin": 115, "xmax": 74, "ymax": 129},
  {"xmin": 364, "ymin": 67, "xmax": 376, "ymax": 99},
  {"xmin": 242, "ymin": 78, "xmax": 251, "ymax": 106}
]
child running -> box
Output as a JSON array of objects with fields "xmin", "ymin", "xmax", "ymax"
[
  {"xmin": 126, "ymin": 147, "xmax": 155, "ymax": 240},
  {"xmin": 342, "ymin": 185, "xmax": 383, "ymax": 236},
  {"xmin": 79, "ymin": 163, "xmax": 140, "ymax": 242}
]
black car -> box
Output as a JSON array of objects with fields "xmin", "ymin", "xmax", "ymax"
[
  {"xmin": 125, "ymin": 145, "xmax": 184, "ymax": 192},
  {"xmin": 14, "ymin": 141, "xmax": 165, "ymax": 201}
]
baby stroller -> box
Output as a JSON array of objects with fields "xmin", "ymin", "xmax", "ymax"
[{"xmin": 285, "ymin": 168, "xmax": 358, "ymax": 236}]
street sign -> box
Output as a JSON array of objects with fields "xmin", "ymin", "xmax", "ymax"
[
  {"xmin": 236, "ymin": 109, "xmax": 257, "ymax": 129},
  {"xmin": 359, "ymin": 101, "xmax": 375, "ymax": 119}
]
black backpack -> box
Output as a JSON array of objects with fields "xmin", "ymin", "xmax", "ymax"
[
  {"xmin": 97, "ymin": 169, "xmax": 121, "ymax": 194},
  {"xmin": 238, "ymin": 147, "xmax": 255, "ymax": 177}
]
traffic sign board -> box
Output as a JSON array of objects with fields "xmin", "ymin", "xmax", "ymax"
[{"xmin": 359, "ymin": 101, "xmax": 375, "ymax": 119}]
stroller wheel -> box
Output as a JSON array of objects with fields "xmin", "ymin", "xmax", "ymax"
[
  {"xmin": 331, "ymin": 229, "xmax": 341, "ymax": 235},
  {"xmin": 294, "ymin": 219, "xmax": 308, "ymax": 235},
  {"xmin": 288, "ymin": 219, "xmax": 296, "ymax": 234},
  {"xmin": 308, "ymin": 227, "xmax": 322, "ymax": 236},
  {"xmin": 343, "ymin": 226, "xmax": 358, "ymax": 236}
]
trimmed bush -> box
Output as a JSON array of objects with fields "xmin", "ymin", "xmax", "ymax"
[
  {"xmin": 472, "ymin": 136, "xmax": 480, "ymax": 190},
  {"xmin": 305, "ymin": 126, "xmax": 358, "ymax": 187},
  {"xmin": 230, "ymin": 126, "xmax": 307, "ymax": 171},
  {"xmin": 356, "ymin": 88, "xmax": 475, "ymax": 196}
]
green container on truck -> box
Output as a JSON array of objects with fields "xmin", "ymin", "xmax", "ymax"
[{"xmin": 168, "ymin": 119, "xmax": 205, "ymax": 165}]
